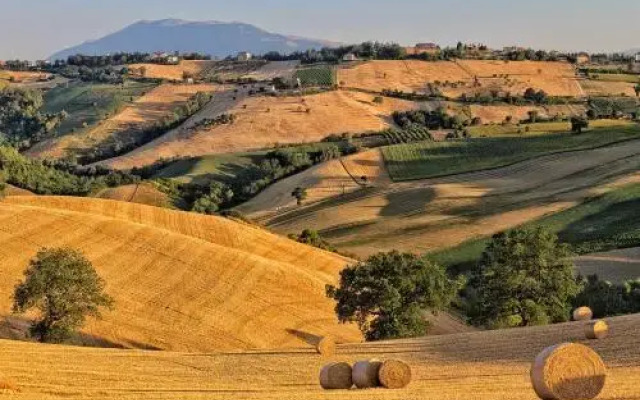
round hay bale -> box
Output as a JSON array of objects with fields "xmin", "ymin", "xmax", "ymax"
[
  {"xmin": 572, "ymin": 307, "xmax": 593, "ymax": 321},
  {"xmin": 378, "ymin": 359, "xmax": 412, "ymax": 389},
  {"xmin": 585, "ymin": 320, "xmax": 609, "ymax": 340},
  {"xmin": 352, "ymin": 359, "xmax": 382, "ymax": 389},
  {"xmin": 316, "ymin": 336, "xmax": 336, "ymax": 356},
  {"xmin": 530, "ymin": 343, "xmax": 606, "ymax": 400},
  {"xmin": 319, "ymin": 362, "xmax": 353, "ymax": 390}
]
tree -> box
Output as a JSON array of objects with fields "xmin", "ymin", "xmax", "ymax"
[
  {"xmin": 469, "ymin": 228, "xmax": 580, "ymax": 329},
  {"xmin": 634, "ymin": 84, "xmax": 640, "ymax": 97},
  {"xmin": 291, "ymin": 187, "xmax": 308, "ymax": 205},
  {"xmin": 13, "ymin": 248, "xmax": 114, "ymax": 343},
  {"xmin": 571, "ymin": 116, "xmax": 589, "ymax": 134},
  {"xmin": 326, "ymin": 251, "xmax": 460, "ymax": 341}
]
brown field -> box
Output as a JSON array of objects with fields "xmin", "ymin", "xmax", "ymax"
[
  {"xmin": 94, "ymin": 183, "xmax": 172, "ymax": 208},
  {"xmin": 0, "ymin": 70, "xmax": 51, "ymax": 84},
  {"xmin": 468, "ymin": 104, "xmax": 587, "ymax": 124},
  {"xmin": 236, "ymin": 149, "xmax": 391, "ymax": 219},
  {"xmin": 255, "ymin": 138, "xmax": 640, "ymax": 258},
  {"xmin": 0, "ymin": 196, "xmax": 362, "ymax": 351},
  {"xmin": 242, "ymin": 60, "xmax": 301, "ymax": 81},
  {"xmin": 99, "ymin": 90, "xmax": 419, "ymax": 170},
  {"xmin": 580, "ymin": 79, "xmax": 638, "ymax": 96},
  {"xmin": 575, "ymin": 247, "xmax": 640, "ymax": 283},
  {"xmin": 0, "ymin": 313, "xmax": 637, "ymax": 399},
  {"xmin": 128, "ymin": 60, "xmax": 217, "ymax": 81},
  {"xmin": 26, "ymin": 83, "xmax": 220, "ymax": 160},
  {"xmin": 338, "ymin": 60, "xmax": 583, "ymax": 97}
]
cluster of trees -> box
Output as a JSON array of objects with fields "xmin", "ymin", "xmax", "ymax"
[
  {"xmin": 289, "ymin": 229, "xmax": 338, "ymax": 253},
  {"xmin": 262, "ymin": 41, "xmax": 406, "ymax": 64},
  {"xmin": 56, "ymin": 65, "xmax": 128, "ymax": 84},
  {"xmin": 588, "ymin": 97, "xmax": 640, "ymax": 119},
  {"xmin": 65, "ymin": 53, "xmax": 150, "ymax": 67},
  {"xmin": 77, "ymin": 91, "xmax": 213, "ymax": 164},
  {"xmin": 0, "ymin": 87, "xmax": 66, "ymax": 149},
  {"xmin": 327, "ymin": 227, "xmax": 640, "ymax": 341},
  {"xmin": 393, "ymin": 109, "xmax": 473, "ymax": 131}
]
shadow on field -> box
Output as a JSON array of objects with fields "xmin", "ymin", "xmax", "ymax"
[
  {"xmin": 380, "ymin": 188, "xmax": 436, "ymax": 217},
  {"xmin": 286, "ymin": 329, "xmax": 323, "ymax": 346}
]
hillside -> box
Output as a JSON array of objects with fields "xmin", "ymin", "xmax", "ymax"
[
  {"xmin": 0, "ymin": 313, "xmax": 637, "ymax": 399},
  {"xmin": 50, "ymin": 19, "xmax": 335, "ymax": 61},
  {"xmin": 0, "ymin": 196, "xmax": 361, "ymax": 351}
]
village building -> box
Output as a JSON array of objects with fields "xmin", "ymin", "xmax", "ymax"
[
  {"xmin": 342, "ymin": 53, "xmax": 359, "ymax": 62},
  {"xmin": 237, "ymin": 51, "xmax": 253, "ymax": 61},
  {"xmin": 576, "ymin": 52, "xmax": 591, "ymax": 65}
]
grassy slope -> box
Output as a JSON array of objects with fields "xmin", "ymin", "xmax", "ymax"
[
  {"xmin": 0, "ymin": 313, "xmax": 638, "ymax": 399},
  {"xmin": 593, "ymin": 74, "xmax": 640, "ymax": 83},
  {"xmin": 431, "ymin": 183, "xmax": 640, "ymax": 274},
  {"xmin": 468, "ymin": 119, "xmax": 632, "ymax": 137},
  {"xmin": 382, "ymin": 125, "xmax": 640, "ymax": 181}
]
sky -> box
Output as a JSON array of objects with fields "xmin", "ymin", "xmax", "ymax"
[{"xmin": 1, "ymin": 0, "xmax": 639, "ymax": 60}]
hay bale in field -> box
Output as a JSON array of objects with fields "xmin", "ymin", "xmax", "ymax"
[
  {"xmin": 585, "ymin": 320, "xmax": 609, "ymax": 340},
  {"xmin": 378, "ymin": 359, "xmax": 412, "ymax": 389},
  {"xmin": 530, "ymin": 343, "xmax": 606, "ymax": 400},
  {"xmin": 572, "ymin": 306, "xmax": 593, "ymax": 321},
  {"xmin": 315, "ymin": 336, "xmax": 336, "ymax": 356},
  {"xmin": 352, "ymin": 359, "xmax": 382, "ymax": 389},
  {"xmin": 319, "ymin": 362, "xmax": 353, "ymax": 390}
]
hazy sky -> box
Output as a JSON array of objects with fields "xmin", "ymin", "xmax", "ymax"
[{"xmin": 1, "ymin": 0, "xmax": 638, "ymax": 60}]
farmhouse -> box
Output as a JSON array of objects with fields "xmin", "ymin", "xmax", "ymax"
[
  {"xmin": 576, "ymin": 52, "xmax": 591, "ymax": 64},
  {"xmin": 150, "ymin": 52, "xmax": 180, "ymax": 65},
  {"xmin": 237, "ymin": 51, "xmax": 253, "ymax": 61},
  {"xmin": 635, "ymin": 53, "xmax": 640, "ymax": 63},
  {"xmin": 405, "ymin": 42, "xmax": 440, "ymax": 56},
  {"xmin": 342, "ymin": 53, "xmax": 359, "ymax": 62}
]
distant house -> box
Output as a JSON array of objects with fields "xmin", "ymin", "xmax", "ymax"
[
  {"xmin": 342, "ymin": 53, "xmax": 359, "ymax": 62},
  {"xmin": 150, "ymin": 52, "xmax": 180, "ymax": 65},
  {"xmin": 576, "ymin": 52, "xmax": 591, "ymax": 65},
  {"xmin": 405, "ymin": 43, "xmax": 439, "ymax": 55},
  {"xmin": 635, "ymin": 53, "xmax": 640, "ymax": 63},
  {"xmin": 237, "ymin": 52, "xmax": 253, "ymax": 61}
]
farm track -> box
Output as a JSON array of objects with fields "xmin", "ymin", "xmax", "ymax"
[
  {"xmin": 260, "ymin": 138, "xmax": 640, "ymax": 257},
  {"xmin": 0, "ymin": 313, "xmax": 638, "ymax": 399}
]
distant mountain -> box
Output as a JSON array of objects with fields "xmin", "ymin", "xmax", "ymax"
[{"xmin": 50, "ymin": 19, "xmax": 337, "ymax": 61}]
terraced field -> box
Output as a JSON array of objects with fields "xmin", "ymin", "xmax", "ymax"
[
  {"xmin": 256, "ymin": 132, "xmax": 640, "ymax": 258},
  {"xmin": 0, "ymin": 313, "xmax": 637, "ymax": 399},
  {"xmin": 100, "ymin": 90, "xmax": 419, "ymax": 170},
  {"xmin": 580, "ymin": 79, "xmax": 638, "ymax": 96},
  {"xmin": 27, "ymin": 83, "xmax": 219, "ymax": 160},
  {"xmin": 0, "ymin": 196, "xmax": 361, "ymax": 351}
]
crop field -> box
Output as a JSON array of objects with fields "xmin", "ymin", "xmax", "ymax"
[
  {"xmin": 243, "ymin": 60, "xmax": 300, "ymax": 81},
  {"xmin": 100, "ymin": 89, "xmax": 419, "ymax": 170},
  {"xmin": 42, "ymin": 81, "xmax": 156, "ymax": 136},
  {"xmin": 295, "ymin": 65, "xmax": 337, "ymax": 86},
  {"xmin": 0, "ymin": 313, "xmax": 637, "ymax": 399},
  {"xmin": 591, "ymin": 73, "xmax": 640, "ymax": 83},
  {"xmin": 237, "ymin": 149, "xmax": 390, "ymax": 219},
  {"xmin": 468, "ymin": 104, "xmax": 588, "ymax": 125},
  {"xmin": 27, "ymin": 83, "xmax": 219, "ymax": 160},
  {"xmin": 382, "ymin": 125, "xmax": 640, "ymax": 181},
  {"xmin": 468, "ymin": 119, "xmax": 633, "ymax": 137},
  {"xmin": 94, "ymin": 183, "xmax": 172, "ymax": 208},
  {"xmin": 338, "ymin": 60, "xmax": 583, "ymax": 97},
  {"xmin": 0, "ymin": 70, "xmax": 50, "ymax": 84},
  {"xmin": 262, "ymin": 133, "xmax": 640, "ymax": 258},
  {"xmin": 575, "ymin": 247, "xmax": 640, "ymax": 283},
  {"xmin": 128, "ymin": 60, "xmax": 217, "ymax": 81},
  {"xmin": 580, "ymin": 79, "xmax": 638, "ymax": 96},
  {"xmin": 0, "ymin": 196, "xmax": 361, "ymax": 351},
  {"xmin": 154, "ymin": 152, "xmax": 265, "ymax": 184}
]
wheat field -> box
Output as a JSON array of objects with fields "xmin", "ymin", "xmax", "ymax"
[
  {"xmin": 128, "ymin": 60, "xmax": 218, "ymax": 81},
  {"xmin": 0, "ymin": 313, "xmax": 637, "ymax": 399},
  {"xmin": 0, "ymin": 196, "xmax": 361, "ymax": 352},
  {"xmin": 94, "ymin": 183, "xmax": 172, "ymax": 208}
]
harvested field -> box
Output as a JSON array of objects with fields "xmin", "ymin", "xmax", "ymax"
[
  {"xmin": 0, "ymin": 196, "xmax": 361, "ymax": 351},
  {"xmin": 338, "ymin": 60, "xmax": 583, "ymax": 97},
  {"xmin": 95, "ymin": 183, "xmax": 172, "ymax": 208},
  {"xmin": 242, "ymin": 60, "xmax": 300, "ymax": 81},
  {"xmin": 3, "ymin": 184, "xmax": 34, "ymax": 197},
  {"xmin": 257, "ymin": 135, "xmax": 640, "ymax": 257},
  {"xmin": 469, "ymin": 104, "xmax": 587, "ymax": 125},
  {"xmin": 0, "ymin": 70, "xmax": 50, "ymax": 84},
  {"xmin": 27, "ymin": 83, "xmax": 219, "ymax": 160},
  {"xmin": 592, "ymin": 74, "xmax": 640, "ymax": 83},
  {"xmin": 468, "ymin": 119, "xmax": 633, "ymax": 137},
  {"xmin": 575, "ymin": 247, "xmax": 640, "ymax": 283},
  {"xmin": 0, "ymin": 313, "xmax": 638, "ymax": 399},
  {"xmin": 128, "ymin": 60, "xmax": 217, "ymax": 81},
  {"xmin": 580, "ymin": 79, "xmax": 638, "ymax": 96},
  {"xmin": 100, "ymin": 90, "xmax": 419, "ymax": 170}
]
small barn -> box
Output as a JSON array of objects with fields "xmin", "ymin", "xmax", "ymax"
[{"xmin": 342, "ymin": 53, "xmax": 358, "ymax": 62}]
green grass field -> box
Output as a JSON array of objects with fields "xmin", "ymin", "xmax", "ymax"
[
  {"xmin": 295, "ymin": 66, "xmax": 336, "ymax": 87},
  {"xmin": 430, "ymin": 183, "xmax": 640, "ymax": 275},
  {"xmin": 43, "ymin": 81, "xmax": 156, "ymax": 136},
  {"xmin": 381, "ymin": 125, "xmax": 640, "ymax": 181},
  {"xmin": 468, "ymin": 119, "xmax": 633, "ymax": 137}
]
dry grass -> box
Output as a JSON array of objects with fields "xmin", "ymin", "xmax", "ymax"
[
  {"xmin": 580, "ymin": 80, "xmax": 638, "ymax": 97},
  {"xmin": 27, "ymin": 83, "xmax": 220, "ymax": 160},
  {"xmin": 95, "ymin": 183, "xmax": 172, "ymax": 208},
  {"xmin": 0, "ymin": 313, "xmax": 637, "ymax": 399},
  {"xmin": 242, "ymin": 60, "xmax": 300, "ymax": 81},
  {"xmin": 100, "ymin": 90, "xmax": 418, "ymax": 170},
  {"xmin": 0, "ymin": 70, "xmax": 50, "ymax": 84},
  {"xmin": 0, "ymin": 196, "xmax": 361, "ymax": 351},
  {"xmin": 128, "ymin": 60, "xmax": 217, "ymax": 81},
  {"xmin": 469, "ymin": 104, "xmax": 587, "ymax": 125},
  {"xmin": 575, "ymin": 247, "xmax": 640, "ymax": 283},
  {"xmin": 4, "ymin": 184, "xmax": 34, "ymax": 197},
  {"xmin": 259, "ymin": 138, "xmax": 640, "ymax": 258}
]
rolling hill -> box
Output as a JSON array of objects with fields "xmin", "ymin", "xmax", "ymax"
[
  {"xmin": 50, "ymin": 19, "xmax": 335, "ymax": 61},
  {"xmin": 0, "ymin": 196, "xmax": 362, "ymax": 352},
  {"xmin": 0, "ymin": 313, "xmax": 637, "ymax": 399}
]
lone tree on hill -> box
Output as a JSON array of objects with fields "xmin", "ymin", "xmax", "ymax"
[
  {"xmin": 13, "ymin": 248, "xmax": 114, "ymax": 343},
  {"xmin": 291, "ymin": 187, "xmax": 308, "ymax": 206},
  {"xmin": 326, "ymin": 251, "xmax": 460, "ymax": 341},
  {"xmin": 469, "ymin": 228, "xmax": 580, "ymax": 329},
  {"xmin": 571, "ymin": 116, "xmax": 589, "ymax": 134}
]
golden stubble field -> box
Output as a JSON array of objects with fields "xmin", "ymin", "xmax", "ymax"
[
  {"xmin": 94, "ymin": 183, "xmax": 172, "ymax": 208},
  {"xmin": 255, "ymin": 138, "xmax": 640, "ymax": 258},
  {"xmin": 26, "ymin": 83, "xmax": 220, "ymax": 160},
  {"xmin": 0, "ymin": 196, "xmax": 362, "ymax": 352},
  {"xmin": 0, "ymin": 313, "xmax": 637, "ymax": 399},
  {"xmin": 100, "ymin": 89, "xmax": 419, "ymax": 170}
]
